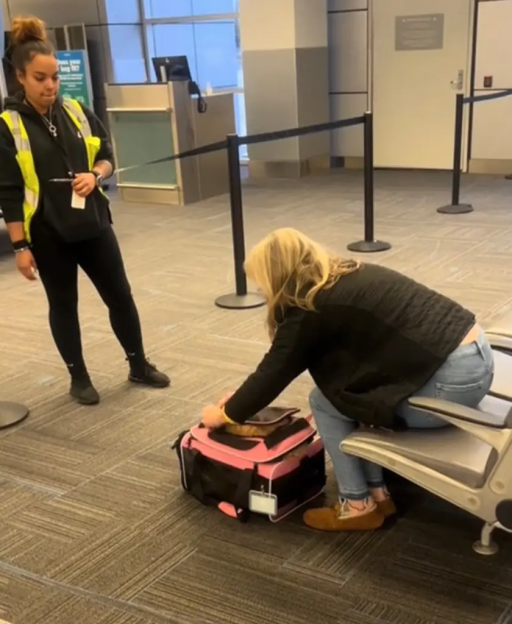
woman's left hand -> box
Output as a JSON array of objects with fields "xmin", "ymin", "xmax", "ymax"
[
  {"xmin": 72, "ymin": 172, "xmax": 97, "ymax": 198},
  {"xmin": 201, "ymin": 405, "xmax": 226, "ymax": 429}
]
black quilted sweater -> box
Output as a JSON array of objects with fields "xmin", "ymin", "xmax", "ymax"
[{"xmin": 225, "ymin": 263, "xmax": 475, "ymax": 429}]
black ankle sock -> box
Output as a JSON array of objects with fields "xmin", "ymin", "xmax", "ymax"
[
  {"xmin": 127, "ymin": 352, "xmax": 146, "ymax": 373},
  {"xmin": 67, "ymin": 364, "xmax": 88, "ymax": 381}
]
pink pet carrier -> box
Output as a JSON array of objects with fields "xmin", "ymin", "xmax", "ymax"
[{"xmin": 172, "ymin": 406, "xmax": 326, "ymax": 522}]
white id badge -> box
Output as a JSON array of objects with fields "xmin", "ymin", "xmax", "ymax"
[
  {"xmin": 71, "ymin": 190, "xmax": 86, "ymax": 210},
  {"xmin": 249, "ymin": 490, "xmax": 278, "ymax": 515}
]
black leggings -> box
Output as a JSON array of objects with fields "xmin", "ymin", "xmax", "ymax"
[{"xmin": 31, "ymin": 222, "xmax": 145, "ymax": 378}]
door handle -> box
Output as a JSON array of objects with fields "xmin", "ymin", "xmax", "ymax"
[{"xmin": 450, "ymin": 70, "xmax": 464, "ymax": 91}]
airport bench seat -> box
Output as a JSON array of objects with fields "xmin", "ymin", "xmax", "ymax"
[{"xmin": 342, "ymin": 329, "xmax": 512, "ymax": 556}]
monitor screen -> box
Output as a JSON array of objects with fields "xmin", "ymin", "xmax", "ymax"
[{"xmin": 152, "ymin": 56, "xmax": 192, "ymax": 83}]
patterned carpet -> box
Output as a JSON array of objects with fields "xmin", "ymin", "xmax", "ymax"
[{"xmin": 0, "ymin": 169, "xmax": 512, "ymax": 624}]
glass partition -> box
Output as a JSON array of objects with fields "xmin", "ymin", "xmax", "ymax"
[
  {"xmin": 105, "ymin": 0, "xmax": 141, "ymax": 22},
  {"xmin": 148, "ymin": 21, "xmax": 240, "ymax": 89},
  {"xmin": 110, "ymin": 111, "xmax": 177, "ymax": 186},
  {"xmin": 108, "ymin": 25, "xmax": 148, "ymax": 84},
  {"xmin": 144, "ymin": 0, "xmax": 238, "ymax": 19},
  {"xmin": 141, "ymin": 0, "xmax": 246, "ymax": 158}
]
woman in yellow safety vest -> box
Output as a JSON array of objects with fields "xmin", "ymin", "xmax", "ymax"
[{"xmin": 0, "ymin": 16, "xmax": 170, "ymax": 404}]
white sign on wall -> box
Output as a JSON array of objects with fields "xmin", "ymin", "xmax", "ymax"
[{"xmin": 395, "ymin": 14, "xmax": 444, "ymax": 51}]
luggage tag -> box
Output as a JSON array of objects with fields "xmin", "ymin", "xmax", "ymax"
[
  {"xmin": 71, "ymin": 190, "xmax": 86, "ymax": 210},
  {"xmin": 249, "ymin": 490, "xmax": 278, "ymax": 515}
]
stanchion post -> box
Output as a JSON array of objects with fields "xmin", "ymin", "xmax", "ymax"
[
  {"xmin": 437, "ymin": 93, "xmax": 473, "ymax": 214},
  {"xmin": 0, "ymin": 401, "xmax": 29, "ymax": 429},
  {"xmin": 215, "ymin": 134, "xmax": 266, "ymax": 310},
  {"xmin": 347, "ymin": 112, "xmax": 391, "ymax": 254}
]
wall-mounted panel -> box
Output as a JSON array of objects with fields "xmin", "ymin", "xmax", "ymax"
[
  {"xmin": 6, "ymin": 0, "xmax": 101, "ymax": 26},
  {"xmin": 328, "ymin": 11, "xmax": 367, "ymax": 93},
  {"xmin": 296, "ymin": 47, "xmax": 330, "ymax": 159},
  {"xmin": 328, "ymin": 0, "xmax": 367, "ymax": 11},
  {"xmin": 330, "ymin": 93, "xmax": 366, "ymax": 157},
  {"xmin": 243, "ymin": 48, "xmax": 300, "ymax": 161},
  {"xmin": 471, "ymin": 95, "xmax": 512, "ymax": 160},
  {"xmin": 474, "ymin": 0, "xmax": 512, "ymax": 90}
]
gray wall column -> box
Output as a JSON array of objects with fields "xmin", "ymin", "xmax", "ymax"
[{"xmin": 240, "ymin": 0, "xmax": 330, "ymax": 178}]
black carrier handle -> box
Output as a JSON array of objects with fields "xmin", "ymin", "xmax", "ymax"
[
  {"xmin": 263, "ymin": 418, "xmax": 311, "ymax": 449},
  {"xmin": 208, "ymin": 430, "xmax": 260, "ymax": 450}
]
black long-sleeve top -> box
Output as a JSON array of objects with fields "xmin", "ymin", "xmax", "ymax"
[
  {"xmin": 224, "ymin": 263, "xmax": 476, "ymax": 429},
  {"xmin": 0, "ymin": 92, "xmax": 114, "ymax": 241}
]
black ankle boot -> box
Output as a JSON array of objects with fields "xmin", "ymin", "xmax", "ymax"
[
  {"xmin": 128, "ymin": 358, "xmax": 170, "ymax": 388},
  {"xmin": 70, "ymin": 375, "xmax": 100, "ymax": 405}
]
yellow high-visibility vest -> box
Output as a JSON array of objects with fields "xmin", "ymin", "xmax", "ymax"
[{"xmin": 0, "ymin": 98, "xmax": 103, "ymax": 242}]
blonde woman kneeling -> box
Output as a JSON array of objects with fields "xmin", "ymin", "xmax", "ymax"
[{"xmin": 202, "ymin": 228, "xmax": 494, "ymax": 532}]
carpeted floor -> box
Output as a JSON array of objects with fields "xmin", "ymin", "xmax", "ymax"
[{"xmin": 0, "ymin": 169, "xmax": 511, "ymax": 624}]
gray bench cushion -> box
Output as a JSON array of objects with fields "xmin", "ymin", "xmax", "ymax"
[
  {"xmin": 487, "ymin": 329, "xmax": 512, "ymax": 341},
  {"xmin": 408, "ymin": 394, "xmax": 512, "ymax": 429},
  {"xmin": 487, "ymin": 334, "xmax": 512, "ymax": 353},
  {"xmin": 343, "ymin": 427, "xmax": 497, "ymax": 488}
]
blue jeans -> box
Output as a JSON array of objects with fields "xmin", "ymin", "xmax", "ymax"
[{"xmin": 309, "ymin": 330, "xmax": 495, "ymax": 500}]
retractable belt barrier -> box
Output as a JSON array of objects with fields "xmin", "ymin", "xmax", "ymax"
[
  {"xmin": 113, "ymin": 115, "xmax": 365, "ymax": 175},
  {"xmin": 463, "ymin": 90, "xmax": 512, "ymax": 105},
  {"xmin": 438, "ymin": 89, "xmax": 512, "ymax": 215},
  {"xmin": 105, "ymin": 112, "xmax": 390, "ymax": 311},
  {"xmin": 114, "ymin": 140, "xmax": 229, "ymax": 175},
  {"xmin": 239, "ymin": 116, "xmax": 364, "ymax": 146}
]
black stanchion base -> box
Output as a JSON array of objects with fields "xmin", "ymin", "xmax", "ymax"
[
  {"xmin": 347, "ymin": 240, "xmax": 392, "ymax": 253},
  {"xmin": 0, "ymin": 401, "xmax": 29, "ymax": 430},
  {"xmin": 437, "ymin": 203, "xmax": 474, "ymax": 214},
  {"xmin": 215, "ymin": 292, "xmax": 266, "ymax": 310}
]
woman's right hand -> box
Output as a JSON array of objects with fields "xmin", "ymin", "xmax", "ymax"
[{"xmin": 15, "ymin": 249, "xmax": 38, "ymax": 281}]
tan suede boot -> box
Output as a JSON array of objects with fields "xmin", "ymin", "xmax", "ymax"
[
  {"xmin": 375, "ymin": 497, "xmax": 397, "ymax": 518},
  {"xmin": 303, "ymin": 499, "xmax": 385, "ymax": 532},
  {"xmin": 369, "ymin": 488, "xmax": 397, "ymax": 518}
]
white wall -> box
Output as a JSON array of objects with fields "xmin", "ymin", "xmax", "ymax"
[
  {"xmin": 328, "ymin": 0, "xmax": 367, "ymax": 158},
  {"xmin": 6, "ymin": 0, "xmax": 102, "ymax": 27},
  {"xmin": 471, "ymin": 0, "xmax": 512, "ymax": 162},
  {"xmin": 327, "ymin": 0, "xmax": 512, "ymax": 166},
  {"xmin": 2, "ymin": 0, "xmax": 10, "ymax": 30}
]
